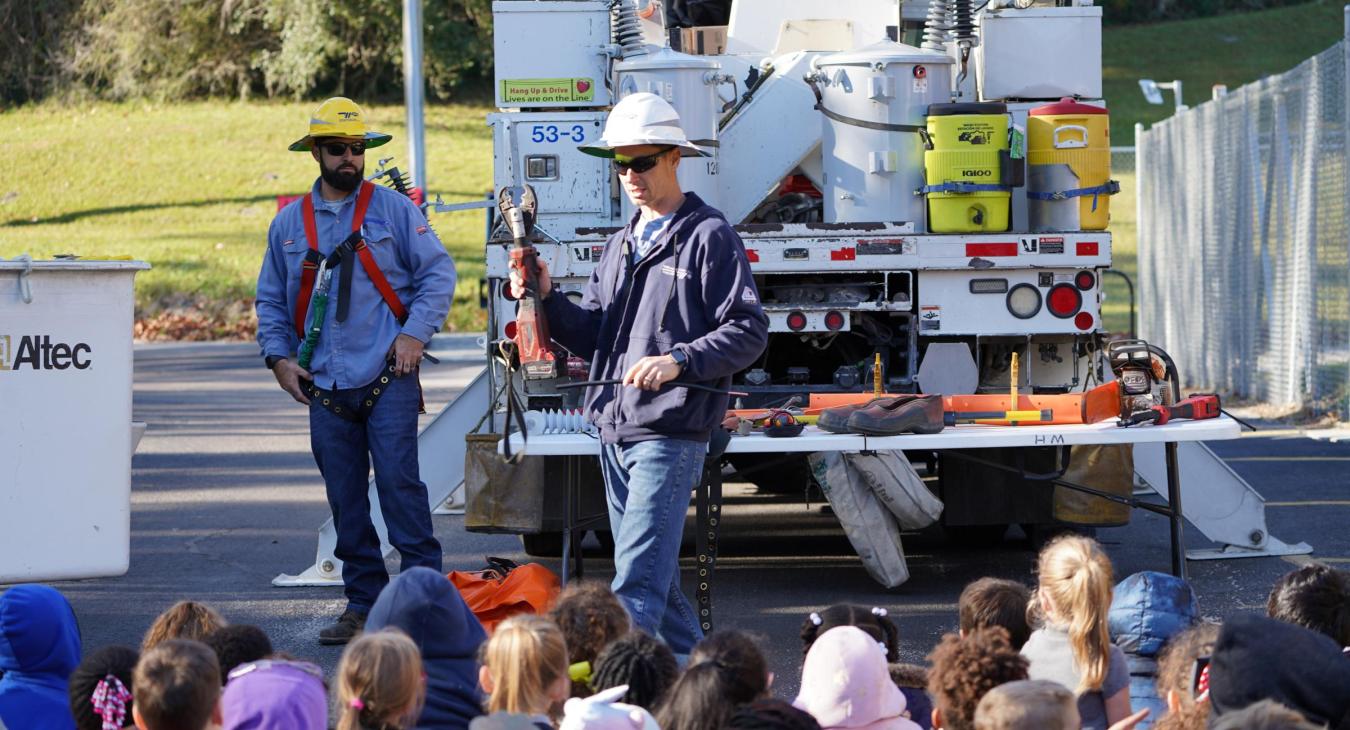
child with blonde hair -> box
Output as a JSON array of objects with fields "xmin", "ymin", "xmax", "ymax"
[
  {"xmin": 337, "ymin": 629, "xmax": 426, "ymax": 730},
  {"xmin": 478, "ymin": 615, "xmax": 570, "ymax": 727},
  {"xmin": 1021, "ymin": 535, "xmax": 1132, "ymax": 730}
]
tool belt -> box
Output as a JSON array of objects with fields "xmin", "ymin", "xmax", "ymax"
[{"xmin": 302, "ymin": 360, "xmax": 411, "ymax": 423}]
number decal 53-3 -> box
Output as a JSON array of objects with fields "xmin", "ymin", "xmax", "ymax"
[{"xmin": 531, "ymin": 125, "xmax": 586, "ymax": 144}]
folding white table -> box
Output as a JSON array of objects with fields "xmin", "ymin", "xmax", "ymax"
[{"xmin": 503, "ymin": 416, "xmax": 1242, "ymax": 632}]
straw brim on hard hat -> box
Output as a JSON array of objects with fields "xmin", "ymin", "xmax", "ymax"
[
  {"xmin": 289, "ymin": 131, "xmax": 392, "ymax": 153},
  {"xmin": 579, "ymin": 92, "xmax": 709, "ymax": 159}
]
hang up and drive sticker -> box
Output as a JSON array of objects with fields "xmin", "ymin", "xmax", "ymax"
[{"xmin": 500, "ymin": 78, "xmax": 596, "ymax": 104}]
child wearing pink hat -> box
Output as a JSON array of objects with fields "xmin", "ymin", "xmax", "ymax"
[{"xmin": 794, "ymin": 626, "xmax": 923, "ymax": 730}]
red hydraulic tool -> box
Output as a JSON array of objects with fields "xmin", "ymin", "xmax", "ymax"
[
  {"xmin": 499, "ymin": 185, "xmax": 557, "ymax": 379},
  {"xmin": 1120, "ymin": 393, "xmax": 1221, "ymax": 427}
]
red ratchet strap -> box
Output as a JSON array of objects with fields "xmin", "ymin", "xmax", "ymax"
[{"xmin": 294, "ymin": 181, "xmax": 406, "ymax": 337}]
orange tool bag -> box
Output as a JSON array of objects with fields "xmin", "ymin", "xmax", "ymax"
[{"xmin": 448, "ymin": 557, "xmax": 560, "ymax": 634}]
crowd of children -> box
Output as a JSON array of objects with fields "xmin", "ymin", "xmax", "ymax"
[{"xmin": 1, "ymin": 536, "xmax": 1347, "ymax": 730}]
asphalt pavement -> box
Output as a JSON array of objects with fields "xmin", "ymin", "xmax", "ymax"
[{"xmin": 30, "ymin": 336, "xmax": 1350, "ymax": 699}]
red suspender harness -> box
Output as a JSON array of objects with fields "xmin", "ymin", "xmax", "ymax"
[{"xmin": 293, "ymin": 181, "xmax": 408, "ymax": 338}]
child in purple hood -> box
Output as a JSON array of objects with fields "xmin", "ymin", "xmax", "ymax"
[{"xmin": 221, "ymin": 659, "xmax": 327, "ymax": 729}]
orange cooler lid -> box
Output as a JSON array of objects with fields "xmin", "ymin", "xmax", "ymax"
[{"xmin": 1030, "ymin": 97, "xmax": 1108, "ymax": 116}]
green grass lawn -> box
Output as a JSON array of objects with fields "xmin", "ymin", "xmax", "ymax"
[
  {"xmin": 0, "ymin": 1, "xmax": 1333, "ymax": 338},
  {"xmin": 1104, "ymin": 0, "xmax": 1345, "ymax": 144},
  {"xmin": 0, "ymin": 101, "xmax": 494, "ymax": 335}
]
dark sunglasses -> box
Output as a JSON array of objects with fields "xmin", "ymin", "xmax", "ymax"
[
  {"xmin": 321, "ymin": 141, "xmax": 366, "ymax": 157},
  {"xmin": 612, "ymin": 147, "xmax": 673, "ymax": 175}
]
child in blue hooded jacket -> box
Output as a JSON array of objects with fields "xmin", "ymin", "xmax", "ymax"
[
  {"xmin": 0, "ymin": 584, "xmax": 82, "ymax": 730},
  {"xmin": 1107, "ymin": 571, "xmax": 1198, "ymax": 730}
]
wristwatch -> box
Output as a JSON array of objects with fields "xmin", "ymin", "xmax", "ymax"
[
  {"xmin": 668, "ymin": 348, "xmax": 688, "ymax": 371},
  {"xmin": 264, "ymin": 354, "xmax": 287, "ymax": 370}
]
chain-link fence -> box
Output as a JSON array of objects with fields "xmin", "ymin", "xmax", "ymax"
[{"xmin": 1136, "ymin": 20, "xmax": 1350, "ymax": 419}]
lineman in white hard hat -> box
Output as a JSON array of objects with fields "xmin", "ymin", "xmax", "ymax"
[{"xmin": 510, "ymin": 92, "xmax": 768, "ymax": 654}]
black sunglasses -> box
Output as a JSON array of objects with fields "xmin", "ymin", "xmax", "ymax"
[
  {"xmin": 321, "ymin": 141, "xmax": 366, "ymax": 157},
  {"xmin": 612, "ymin": 147, "xmax": 674, "ymax": 175}
]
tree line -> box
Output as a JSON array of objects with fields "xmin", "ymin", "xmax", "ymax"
[
  {"xmin": 2, "ymin": 0, "xmax": 492, "ymax": 105},
  {"xmin": 1, "ymin": 0, "xmax": 1314, "ymax": 105}
]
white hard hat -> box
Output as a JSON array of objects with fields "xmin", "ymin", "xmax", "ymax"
[{"xmin": 578, "ymin": 93, "xmax": 709, "ymax": 159}]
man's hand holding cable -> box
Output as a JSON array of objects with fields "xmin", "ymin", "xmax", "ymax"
[
  {"xmin": 507, "ymin": 256, "xmax": 553, "ymax": 300},
  {"xmin": 623, "ymin": 355, "xmax": 683, "ymax": 391},
  {"xmin": 389, "ymin": 333, "xmax": 424, "ymax": 376},
  {"xmin": 271, "ymin": 358, "xmax": 313, "ymax": 405}
]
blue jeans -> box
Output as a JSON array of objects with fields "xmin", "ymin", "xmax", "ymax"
[
  {"xmin": 310, "ymin": 371, "xmax": 441, "ymax": 613},
  {"xmin": 599, "ymin": 438, "xmax": 707, "ymax": 654}
]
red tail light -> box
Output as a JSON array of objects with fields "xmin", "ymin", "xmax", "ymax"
[
  {"xmin": 1075, "ymin": 270, "xmax": 1096, "ymax": 290},
  {"xmin": 504, "ymin": 320, "xmax": 518, "ymax": 339},
  {"xmin": 786, "ymin": 311, "xmax": 808, "ymax": 331},
  {"xmin": 1046, "ymin": 284, "xmax": 1082, "ymax": 318},
  {"xmin": 1074, "ymin": 312, "xmax": 1094, "ymax": 330},
  {"xmin": 824, "ymin": 311, "xmax": 846, "ymax": 331}
]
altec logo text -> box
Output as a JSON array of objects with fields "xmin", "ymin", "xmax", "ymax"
[{"xmin": 0, "ymin": 335, "xmax": 93, "ymax": 371}]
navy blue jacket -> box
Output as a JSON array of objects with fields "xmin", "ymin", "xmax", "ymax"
[
  {"xmin": 543, "ymin": 192, "xmax": 768, "ymax": 444},
  {"xmin": 367, "ymin": 567, "xmax": 488, "ymax": 730}
]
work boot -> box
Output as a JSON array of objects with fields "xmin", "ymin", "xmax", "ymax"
[
  {"xmin": 818, "ymin": 395, "xmax": 920, "ymax": 433},
  {"xmin": 318, "ymin": 609, "xmax": 367, "ymax": 645},
  {"xmin": 847, "ymin": 394, "xmax": 945, "ymax": 436}
]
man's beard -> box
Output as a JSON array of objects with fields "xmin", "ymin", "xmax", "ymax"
[{"xmin": 320, "ymin": 158, "xmax": 364, "ymax": 192}]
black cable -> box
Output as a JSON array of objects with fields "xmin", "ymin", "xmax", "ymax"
[{"xmin": 1221, "ymin": 409, "xmax": 1259, "ymax": 431}]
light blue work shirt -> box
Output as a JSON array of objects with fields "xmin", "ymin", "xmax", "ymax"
[{"xmin": 255, "ymin": 180, "xmax": 456, "ymax": 390}]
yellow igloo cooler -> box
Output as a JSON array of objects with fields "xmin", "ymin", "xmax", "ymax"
[
  {"xmin": 1027, "ymin": 98, "xmax": 1118, "ymax": 232},
  {"xmin": 922, "ymin": 102, "xmax": 1011, "ymax": 233}
]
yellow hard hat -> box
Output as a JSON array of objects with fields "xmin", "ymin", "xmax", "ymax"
[{"xmin": 288, "ymin": 97, "xmax": 392, "ymax": 152}]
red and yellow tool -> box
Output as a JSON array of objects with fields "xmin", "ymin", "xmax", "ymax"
[{"xmin": 499, "ymin": 185, "xmax": 556, "ymax": 379}]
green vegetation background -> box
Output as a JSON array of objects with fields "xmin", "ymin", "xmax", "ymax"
[{"xmin": 0, "ymin": 1, "xmax": 1344, "ymax": 337}]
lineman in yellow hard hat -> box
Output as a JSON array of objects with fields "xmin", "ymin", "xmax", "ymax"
[
  {"xmin": 287, "ymin": 97, "xmax": 392, "ymax": 152},
  {"xmin": 258, "ymin": 97, "xmax": 455, "ymax": 645}
]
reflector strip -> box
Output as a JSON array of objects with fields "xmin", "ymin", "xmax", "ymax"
[
  {"xmin": 1077, "ymin": 241, "xmax": 1099, "ymax": 256},
  {"xmin": 967, "ymin": 242, "xmax": 1018, "ymax": 257},
  {"xmin": 745, "ymin": 249, "xmax": 759, "ymax": 263},
  {"xmin": 970, "ymin": 278, "xmax": 1009, "ymax": 293},
  {"xmin": 831, "ymin": 247, "xmax": 857, "ymax": 261}
]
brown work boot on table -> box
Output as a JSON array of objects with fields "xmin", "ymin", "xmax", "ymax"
[
  {"xmin": 817, "ymin": 395, "xmax": 921, "ymax": 433},
  {"xmin": 847, "ymin": 394, "xmax": 945, "ymax": 436},
  {"xmin": 318, "ymin": 608, "xmax": 367, "ymax": 645}
]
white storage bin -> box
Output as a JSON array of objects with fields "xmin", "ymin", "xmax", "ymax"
[
  {"xmin": 0, "ymin": 260, "xmax": 148, "ymax": 582},
  {"xmin": 976, "ymin": 5, "xmax": 1102, "ymax": 101}
]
